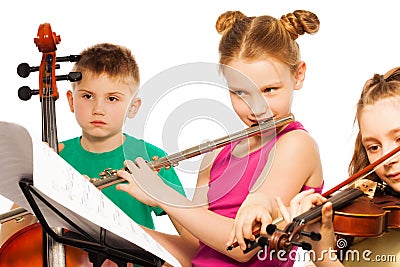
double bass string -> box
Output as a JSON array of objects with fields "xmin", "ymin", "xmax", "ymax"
[{"xmin": 41, "ymin": 53, "xmax": 59, "ymax": 152}]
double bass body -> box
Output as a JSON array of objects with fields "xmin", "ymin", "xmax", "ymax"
[{"xmin": 0, "ymin": 223, "xmax": 94, "ymax": 266}]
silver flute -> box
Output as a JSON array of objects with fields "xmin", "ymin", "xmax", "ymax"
[{"xmin": 93, "ymin": 113, "xmax": 294, "ymax": 189}]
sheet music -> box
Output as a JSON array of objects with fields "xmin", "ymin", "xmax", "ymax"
[
  {"xmin": 0, "ymin": 121, "xmax": 181, "ymax": 267},
  {"xmin": 0, "ymin": 121, "xmax": 34, "ymax": 213}
]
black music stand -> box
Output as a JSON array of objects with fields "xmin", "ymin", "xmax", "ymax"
[{"xmin": 18, "ymin": 178, "xmax": 164, "ymax": 267}]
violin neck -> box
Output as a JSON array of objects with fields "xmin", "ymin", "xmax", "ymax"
[
  {"xmin": 293, "ymin": 188, "xmax": 365, "ymax": 224},
  {"xmin": 42, "ymin": 97, "xmax": 58, "ymax": 153}
]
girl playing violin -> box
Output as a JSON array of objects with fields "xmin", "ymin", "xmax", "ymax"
[
  {"xmin": 339, "ymin": 66, "xmax": 400, "ymax": 266},
  {"xmin": 116, "ymin": 9, "xmax": 323, "ymax": 267}
]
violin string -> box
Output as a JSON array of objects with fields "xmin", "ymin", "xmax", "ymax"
[{"xmin": 295, "ymin": 188, "xmax": 364, "ymax": 223}]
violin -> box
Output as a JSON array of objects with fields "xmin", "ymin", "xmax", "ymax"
[
  {"xmin": 233, "ymin": 144, "xmax": 400, "ymax": 255},
  {"xmin": 332, "ymin": 182, "xmax": 399, "ymax": 238}
]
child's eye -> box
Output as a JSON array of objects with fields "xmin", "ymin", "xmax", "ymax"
[
  {"xmin": 83, "ymin": 94, "xmax": 92, "ymax": 99},
  {"xmin": 264, "ymin": 88, "xmax": 277, "ymax": 94},
  {"xmin": 108, "ymin": 96, "xmax": 119, "ymax": 102},
  {"xmin": 231, "ymin": 90, "xmax": 246, "ymax": 96},
  {"xmin": 366, "ymin": 145, "xmax": 380, "ymax": 153}
]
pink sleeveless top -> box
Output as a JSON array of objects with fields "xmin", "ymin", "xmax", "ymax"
[{"xmin": 192, "ymin": 121, "xmax": 323, "ymax": 267}]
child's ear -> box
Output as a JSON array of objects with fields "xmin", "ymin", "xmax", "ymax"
[
  {"xmin": 127, "ymin": 97, "xmax": 142, "ymax": 118},
  {"xmin": 294, "ymin": 61, "xmax": 306, "ymax": 90},
  {"xmin": 66, "ymin": 90, "xmax": 74, "ymax": 112}
]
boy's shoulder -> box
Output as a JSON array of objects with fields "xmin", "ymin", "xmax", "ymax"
[
  {"xmin": 59, "ymin": 136, "xmax": 81, "ymax": 154},
  {"xmin": 60, "ymin": 136, "xmax": 80, "ymax": 145}
]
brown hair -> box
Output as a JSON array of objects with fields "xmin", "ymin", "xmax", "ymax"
[
  {"xmin": 349, "ymin": 67, "xmax": 400, "ymax": 179},
  {"xmin": 72, "ymin": 43, "xmax": 140, "ymax": 90},
  {"xmin": 215, "ymin": 10, "xmax": 320, "ymax": 72}
]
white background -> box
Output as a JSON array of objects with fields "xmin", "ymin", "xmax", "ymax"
[{"xmin": 1, "ymin": 0, "xmax": 400, "ymax": 235}]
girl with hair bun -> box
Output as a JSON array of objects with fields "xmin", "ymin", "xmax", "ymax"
[{"xmin": 117, "ymin": 9, "xmax": 323, "ymax": 267}]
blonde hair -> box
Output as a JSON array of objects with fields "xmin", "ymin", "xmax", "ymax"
[
  {"xmin": 215, "ymin": 10, "xmax": 320, "ymax": 72},
  {"xmin": 349, "ymin": 67, "xmax": 400, "ymax": 179},
  {"xmin": 72, "ymin": 43, "xmax": 140, "ymax": 91}
]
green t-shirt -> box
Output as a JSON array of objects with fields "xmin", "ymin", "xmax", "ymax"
[{"xmin": 59, "ymin": 134, "xmax": 186, "ymax": 230}]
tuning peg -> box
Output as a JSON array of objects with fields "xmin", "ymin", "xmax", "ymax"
[
  {"xmin": 300, "ymin": 231, "xmax": 321, "ymax": 241},
  {"xmin": 18, "ymin": 86, "xmax": 39, "ymax": 101},
  {"xmin": 56, "ymin": 55, "xmax": 81, "ymax": 62},
  {"xmin": 17, "ymin": 62, "xmax": 60, "ymax": 78},
  {"xmin": 55, "ymin": 72, "xmax": 82, "ymax": 82},
  {"xmin": 243, "ymin": 239, "xmax": 261, "ymax": 254},
  {"xmin": 17, "ymin": 63, "xmax": 39, "ymax": 78},
  {"xmin": 241, "ymin": 235, "xmax": 270, "ymax": 254},
  {"xmin": 266, "ymin": 224, "xmax": 277, "ymax": 235},
  {"xmin": 257, "ymin": 236, "xmax": 269, "ymax": 247},
  {"xmin": 291, "ymin": 241, "xmax": 312, "ymax": 251}
]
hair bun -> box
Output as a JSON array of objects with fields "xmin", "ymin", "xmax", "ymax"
[
  {"xmin": 372, "ymin": 73, "xmax": 384, "ymax": 85},
  {"xmin": 216, "ymin": 11, "xmax": 247, "ymax": 35},
  {"xmin": 280, "ymin": 10, "xmax": 320, "ymax": 40}
]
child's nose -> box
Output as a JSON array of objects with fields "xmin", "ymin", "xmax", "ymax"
[
  {"xmin": 383, "ymin": 145, "xmax": 400, "ymax": 167},
  {"xmin": 251, "ymin": 98, "xmax": 270, "ymax": 118},
  {"xmin": 92, "ymin": 100, "xmax": 105, "ymax": 115}
]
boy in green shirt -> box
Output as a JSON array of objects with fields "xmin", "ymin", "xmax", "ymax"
[
  {"xmin": 61, "ymin": 42, "xmax": 186, "ymax": 229},
  {"xmin": 0, "ymin": 43, "xmax": 186, "ymax": 247}
]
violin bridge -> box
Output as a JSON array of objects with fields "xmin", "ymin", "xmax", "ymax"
[{"xmin": 354, "ymin": 179, "xmax": 378, "ymax": 198}]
